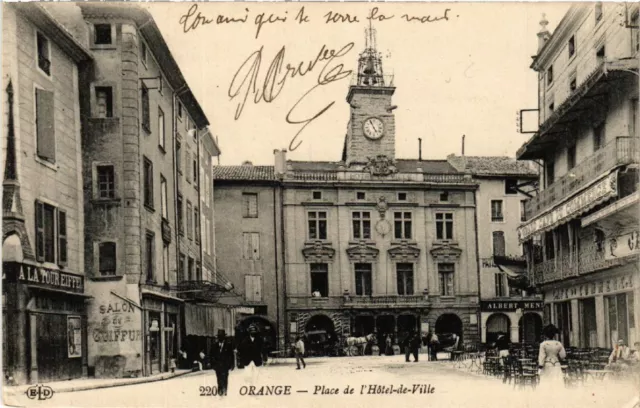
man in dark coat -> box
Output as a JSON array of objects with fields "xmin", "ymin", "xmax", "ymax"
[
  {"xmin": 238, "ymin": 325, "xmax": 264, "ymax": 368},
  {"xmin": 404, "ymin": 332, "xmax": 421, "ymax": 362},
  {"xmin": 210, "ymin": 329, "xmax": 234, "ymax": 396}
]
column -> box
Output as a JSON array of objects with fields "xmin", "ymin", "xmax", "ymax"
[
  {"xmin": 480, "ymin": 313, "xmax": 487, "ymax": 343},
  {"xmin": 595, "ymin": 295, "xmax": 606, "ymax": 348},
  {"xmin": 570, "ymin": 299, "xmax": 580, "ymax": 347},
  {"xmin": 510, "ymin": 315, "xmax": 520, "ymax": 344},
  {"xmin": 30, "ymin": 313, "xmax": 38, "ymax": 383}
]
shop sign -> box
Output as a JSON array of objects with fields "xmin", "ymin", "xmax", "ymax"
[
  {"xmin": 237, "ymin": 306, "xmax": 254, "ymax": 314},
  {"xmin": 552, "ymin": 274, "xmax": 634, "ymax": 300},
  {"xmin": 605, "ymin": 231, "xmax": 640, "ymax": 261},
  {"xmin": 518, "ymin": 172, "xmax": 617, "ymax": 242},
  {"xmin": 2, "ymin": 262, "xmax": 84, "ymax": 293},
  {"xmin": 67, "ymin": 316, "xmax": 82, "ymax": 358},
  {"xmin": 480, "ymin": 300, "xmax": 544, "ymax": 312}
]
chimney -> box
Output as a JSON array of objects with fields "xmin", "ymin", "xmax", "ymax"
[
  {"xmin": 418, "ymin": 138, "xmax": 422, "ymax": 161},
  {"xmin": 274, "ymin": 149, "xmax": 287, "ymax": 176},
  {"xmin": 537, "ymin": 14, "xmax": 551, "ymax": 53},
  {"xmin": 461, "ymin": 135, "xmax": 465, "ymax": 156},
  {"xmin": 241, "ymin": 160, "xmax": 253, "ymax": 166}
]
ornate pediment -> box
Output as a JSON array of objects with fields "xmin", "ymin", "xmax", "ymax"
[
  {"xmin": 364, "ymin": 155, "xmax": 397, "ymax": 177},
  {"xmin": 346, "ymin": 241, "xmax": 379, "ymax": 261},
  {"xmin": 388, "ymin": 241, "xmax": 421, "ymax": 260},
  {"xmin": 430, "ymin": 241, "xmax": 462, "ymax": 261},
  {"xmin": 302, "ymin": 241, "xmax": 336, "ymax": 261}
]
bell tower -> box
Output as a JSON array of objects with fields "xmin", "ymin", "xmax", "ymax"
[{"xmin": 344, "ymin": 22, "xmax": 396, "ymax": 167}]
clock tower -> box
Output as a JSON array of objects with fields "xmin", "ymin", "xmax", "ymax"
[{"xmin": 344, "ymin": 24, "xmax": 396, "ymax": 167}]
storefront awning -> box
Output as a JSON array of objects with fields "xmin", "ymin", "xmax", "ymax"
[
  {"xmin": 581, "ymin": 190, "xmax": 639, "ymax": 229},
  {"xmin": 184, "ymin": 303, "xmax": 236, "ymax": 337},
  {"xmin": 26, "ymin": 285, "xmax": 93, "ymax": 298},
  {"xmin": 518, "ymin": 170, "xmax": 619, "ymax": 242}
]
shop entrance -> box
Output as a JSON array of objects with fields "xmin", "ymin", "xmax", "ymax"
[
  {"xmin": 148, "ymin": 312, "xmax": 161, "ymax": 375},
  {"xmin": 35, "ymin": 313, "xmax": 83, "ymax": 382},
  {"xmin": 519, "ymin": 313, "xmax": 542, "ymax": 344}
]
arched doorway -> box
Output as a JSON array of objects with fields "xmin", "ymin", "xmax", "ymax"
[
  {"xmin": 435, "ymin": 313, "xmax": 463, "ymax": 350},
  {"xmin": 304, "ymin": 314, "xmax": 337, "ymax": 356},
  {"xmin": 353, "ymin": 315, "xmax": 374, "ymax": 337},
  {"xmin": 236, "ymin": 316, "xmax": 277, "ymax": 354},
  {"xmin": 486, "ymin": 313, "xmax": 511, "ymax": 344},
  {"xmin": 519, "ymin": 313, "xmax": 542, "ymax": 344}
]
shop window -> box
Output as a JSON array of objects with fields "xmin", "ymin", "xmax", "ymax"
[
  {"xmin": 435, "ymin": 212, "xmax": 454, "ymax": 240},
  {"xmin": 36, "ymin": 32, "xmax": 51, "ymax": 76},
  {"xmin": 35, "ymin": 88, "xmax": 55, "ymax": 163},
  {"xmin": 310, "ymin": 263, "xmax": 328, "ymax": 297},
  {"xmin": 97, "ymin": 165, "xmax": 116, "ymax": 199},
  {"xmin": 99, "ymin": 242, "xmax": 117, "ymax": 276},
  {"xmin": 242, "ymin": 193, "xmax": 258, "ymax": 218},
  {"xmin": 352, "ymin": 211, "xmax": 371, "ymax": 239},
  {"xmin": 308, "ymin": 211, "xmax": 327, "ymax": 240},
  {"xmin": 394, "ymin": 212, "xmax": 412, "ymax": 239},
  {"xmin": 396, "ymin": 263, "xmax": 414, "ymax": 295},
  {"xmin": 438, "ymin": 263, "xmax": 455, "ymax": 296},
  {"xmin": 355, "ymin": 263, "xmax": 372, "ymax": 296},
  {"xmin": 94, "ymin": 24, "xmax": 112, "ymax": 45},
  {"xmin": 35, "ymin": 201, "xmax": 66, "ymax": 266},
  {"xmin": 491, "ymin": 200, "xmax": 504, "ymax": 222},
  {"xmin": 95, "ymin": 87, "xmax": 113, "ymax": 118}
]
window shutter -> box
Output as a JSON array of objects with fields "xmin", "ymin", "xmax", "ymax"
[
  {"xmin": 251, "ymin": 233, "xmax": 260, "ymax": 259},
  {"xmin": 36, "ymin": 89, "xmax": 55, "ymax": 162},
  {"xmin": 58, "ymin": 209, "xmax": 67, "ymax": 266},
  {"xmin": 245, "ymin": 275, "xmax": 254, "ymax": 301},
  {"xmin": 35, "ymin": 201, "xmax": 45, "ymax": 262},
  {"xmin": 254, "ymin": 275, "xmax": 262, "ymax": 302},
  {"xmin": 242, "ymin": 232, "xmax": 251, "ymax": 260}
]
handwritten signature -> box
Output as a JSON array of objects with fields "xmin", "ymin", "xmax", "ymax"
[{"xmin": 229, "ymin": 43, "xmax": 354, "ymax": 151}]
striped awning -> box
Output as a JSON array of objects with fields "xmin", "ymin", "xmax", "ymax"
[{"xmin": 518, "ymin": 170, "xmax": 618, "ymax": 243}]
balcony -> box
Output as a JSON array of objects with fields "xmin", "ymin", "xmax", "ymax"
[
  {"xmin": 525, "ymin": 137, "xmax": 638, "ymax": 220},
  {"xmin": 531, "ymin": 249, "xmax": 633, "ymax": 285},
  {"xmin": 343, "ymin": 295, "xmax": 429, "ymax": 308}
]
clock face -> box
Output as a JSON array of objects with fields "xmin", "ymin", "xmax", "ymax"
[{"xmin": 363, "ymin": 117, "xmax": 384, "ymax": 140}]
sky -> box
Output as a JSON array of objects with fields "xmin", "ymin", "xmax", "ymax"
[{"xmin": 146, "ymin": 2, "xmax": 571, "ymax": 166}]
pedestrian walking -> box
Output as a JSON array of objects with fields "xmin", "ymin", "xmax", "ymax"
[
  {"xmin": 210, "ymin": 329, "xmax": 234, "ymax": 396},
  {"xmin": 404, "ymin": 332, "xmax": 420, "ymax": 362},
  {"xmin": 429, "ymin": 331, "xmax": 439, "ymax": 361},
  {"xmin": 538, "ymin": 324, "xmax": 567, "ymax": 391},
  {"xmin": 294, "ymin": 336, "xmax": 306, "ymax": 370},
  {"xmin": 238, "ymin": 325, "xmax": 264, "ymax": 384}
]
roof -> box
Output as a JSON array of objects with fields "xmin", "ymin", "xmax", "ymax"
[
  {"xmin": 76, "ymin": 4, "xmax": 209, "ymax": 128},
  {"xmin": 212, "ymin": 165, "xmax": 275, "ymax": 181},
  {"xmin": 447, "ymin": 155, "xmax": 538, "ymax": 178},
  {"xmin": 288, "ymin": 159, "xmax": 459, "ymax": 174},
  {"xmin": 11, "ymin": 3, "xmax": 93, "ymax": 63}
]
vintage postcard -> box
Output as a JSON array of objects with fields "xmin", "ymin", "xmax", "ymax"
[{"xmin": 2, "ymin": 1, "xmax": 639, "ymax": 408}]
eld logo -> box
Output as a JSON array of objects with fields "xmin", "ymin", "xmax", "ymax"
[{"xmin": 25, "ymin": 384, "xmax": 54, "ymax": 400}]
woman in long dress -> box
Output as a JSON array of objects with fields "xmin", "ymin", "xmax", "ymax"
[{"xmin": 538, "ymin": 324, "xmax": 566, "ymax": 390}]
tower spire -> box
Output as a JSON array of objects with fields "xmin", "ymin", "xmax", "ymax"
[
  {"xmin": 357, "ymin": 17, "xmax": 385, "ymax": 87},
  {"xmin": 3, "ymin": 78, "xmax": 34, "ymax": 260}
]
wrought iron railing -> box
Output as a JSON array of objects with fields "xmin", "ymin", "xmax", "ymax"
[
  {"xmin": 531, "ymin": 248, "xmax": 634, "ymax": 285},
  {"xmin": 344, "ymin": 295, "xmax": 427, "ymax": 306},
  {"xmin": 525, "ymin": 137, "xmax": 639, "ymax": 220}
]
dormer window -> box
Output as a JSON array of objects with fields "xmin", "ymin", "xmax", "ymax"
[{"xmin": 94, "ymin": 24, "xmax": 112, "ymax": 45}]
